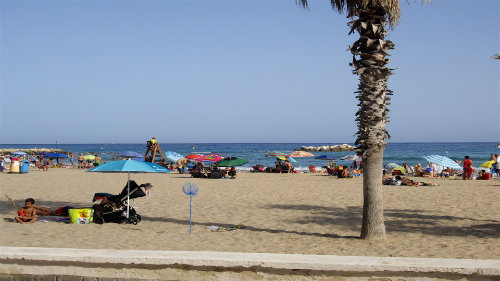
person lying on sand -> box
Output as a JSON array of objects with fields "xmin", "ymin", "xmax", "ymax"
[{"xmin": 395, "ymin": 176, "xmax": 439, "ymax": 187}]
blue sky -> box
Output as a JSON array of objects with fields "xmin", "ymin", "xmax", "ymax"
[{"xmin": 1, "ymin": 0, "xmax": 498, "ymax": 144}]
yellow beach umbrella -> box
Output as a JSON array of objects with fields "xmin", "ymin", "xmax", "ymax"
[
  {"xmin": 83, "ymin": 155, "xmax": 95, "ymax": 161},
  {"xmin": 392, "ymin": 166, "xmax": 406, "ymax": 174},
  {"xmin": 480, "ymin": 160, "xmax": 495, "ymax": 168}
]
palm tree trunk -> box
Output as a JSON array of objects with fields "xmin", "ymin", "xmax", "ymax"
[
  {"xmin": 349, "ymin": 6, "xmax": 394, "ymax": 239},
  {"xmin": 360, "ymin": 149, "xmax": 385, "ymax": 239}
]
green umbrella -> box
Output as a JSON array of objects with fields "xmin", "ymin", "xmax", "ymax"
[{"xmin": 215, "ymin": 157, "xmax": 248, "ymax": 167}]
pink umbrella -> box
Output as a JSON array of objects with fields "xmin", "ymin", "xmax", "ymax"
[{"xmin": 194, "ymin": 155, "xmax": 223, "ymax": 162}]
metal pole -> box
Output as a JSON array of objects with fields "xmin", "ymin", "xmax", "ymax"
[
  {"xmin": 127, "ymin": 172, "xmax": 130, "ymax": 218},
  {"xmin": 189, "ymin": 197, "xmax": 193, "ymax": 235}
]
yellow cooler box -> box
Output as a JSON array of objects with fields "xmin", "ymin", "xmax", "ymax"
[{"xmin": 68, "ymin": 208, "xmax": 94, "ymax": 224}]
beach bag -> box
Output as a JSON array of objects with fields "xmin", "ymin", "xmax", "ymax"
[{"xmin": 68, "ymin": 208, "xmax": 94, "ymax": 224}]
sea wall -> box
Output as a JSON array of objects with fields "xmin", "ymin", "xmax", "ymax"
[
  {"xmin": 0, "ymin": 247, "xmax": 498, "ymax": 281},
  {"xmin": 300, "ymin": 144, "xmax": 358, "ymax": 152},
  {"xmin": 0, "ymin": 148, "xmax": 69, "ymax": 155}
]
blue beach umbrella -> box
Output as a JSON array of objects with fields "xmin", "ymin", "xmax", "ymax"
[
  {"xmin": 315, "ymin": 155, "xmax": 335, "ymax": 160},
  {"xmin": 44, "ymin": 152, "xmax": 69, "ymax": 158},
  {"xmin": 164, "ymin": 151, "xmax": 184, "ymax": 162},
  {"xmin": 88, "ymin": 159, "xmax": 171, "ymax": 218},
  {"xmin": 119, "ymin": 151, "xmax": 143, "ymax": 158},
  {"xmin": 422, "ymin": 155, "xmax": 462, "ymax": 169},
  {"xmin": 11, "ymin": 151, "xmax": 27, "ymax": 156}
]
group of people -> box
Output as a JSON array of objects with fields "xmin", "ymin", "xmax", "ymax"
[
  {"xmin": 383, "ymin": 171, "xmax": 439, "ymax": 187},
  {"xmin": 77, "ymin": 154, "xmax": 101, "ymax": 169},
  {"xmin": 14, "ymin": 198, "xmax": 60, "ymax": 224},
  {"xmin": 250, "ymin": 158, "xmax": 296, "ymax": 173},
  {"xmin": 190, "ymin": 162, "xmax": 237, "ymax": 179}
]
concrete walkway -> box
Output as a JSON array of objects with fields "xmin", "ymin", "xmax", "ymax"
[{"xmin": 1, "ymin": 246, "xmax": 499, "ymax": 281}]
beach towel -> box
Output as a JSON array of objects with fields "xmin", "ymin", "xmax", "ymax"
[{"xmin": 38, "ymin": 216, "xmax": 70, "ymax": 223}]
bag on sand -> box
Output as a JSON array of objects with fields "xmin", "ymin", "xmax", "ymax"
[{"xmin": 68, "ymin": 208, "xmax": 94, "ymax": 224}]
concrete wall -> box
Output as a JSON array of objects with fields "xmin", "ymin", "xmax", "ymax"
[{"xmin": 1, "ymin": 247, "xmax": 499, "ymax": 281}]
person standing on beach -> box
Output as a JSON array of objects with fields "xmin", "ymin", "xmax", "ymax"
[
  {"xmin": 78, "ymin": 154, "xmax": 84, "ymax": 169},
  {"xmin": 463, "ymin": 156, "xmax": 473, "ymax": 180},
  {"xmin": 490, "ymin": 154, "xmax": 499, "ymax": 178}
]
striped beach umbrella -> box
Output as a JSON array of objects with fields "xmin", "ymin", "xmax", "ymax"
[
  {"xmin": 422, "ymin": 155, "xmax": 462, "ymax": 169},
  {"xmin": 286, "ymin": 151, "xmax": 315, "ymax": 158}
]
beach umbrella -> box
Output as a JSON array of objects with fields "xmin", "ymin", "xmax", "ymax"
[
  {"xmin": 480, "ymin": 160, "xmax": 495, "ymax": 168},
  {"xmin": 341, "ymin": 154, "xmax": 362, "ymax": 161},
  {"xmin": 185, "ymin": 154, "xmax": 203, "ymax": 160},
  {"xmin": 315, "ymin": 155, "xmax": 335, "ymax": 160},
  {"xmin": 10, "ymin": 151, "xmax": 27, "ymax": 156},
  {"xmin": 286, "ymin": 151, "xmax": 315, "ymax": 158},
  {"xmin": 195, "ymin": 155, "xmax": 223, "ymax": 162},
  {"xmin": 87, "ymin": 159, "xmax": 171, "ymax": 218},
  {"xmin": 422, "ymin": 155, "xmax": 461, "ymax": 169},
  {"xmin": 44, "ymin": 152, "xmax": 69, "ymax": 158},
  {"xmin": 215, "ymin": 157, "xmax": 248, "ymax": 167},
  {"xmin": 287, "ymin": 157, "xmax": 297, "ymax": 163},
  {"xmin": 384, "ymin": 163, "xmax": 400, "ymax": 169},
  {"xmin": 164, "ymin": 151, "xmax": 184, "ymax": 162},
  {"xmin": 392, "ymin": 166, "xmax": 406, "ymax": 174},
  {"xmin": 265, "ymin": 151, "xmax": 286, "ymax": 157},
  {"xmin": 206, "ymin": 153, "xmax": 227, "ymax": 158},
  {"xmin": 119, "ymin": 151, "xmax": 143, "ymax": 158},
  {"xmin": 83, "ymin": 155, "xmax": 96, "ymax": 161}
]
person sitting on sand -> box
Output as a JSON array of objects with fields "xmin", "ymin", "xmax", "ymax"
[
  {"xmin": 284, "ymin": 160, "xmax": 294, "ymax": 173},
  {"xmin": 15, "ymin": 198, "xmax": 37, "ymax": 224},
  {"xmin": 440, "ymin": 168, "xmax": 451, "ymax": 178},
  {"xmin": 414, "ymin": 164, "xmax": 424, "ymax": 177}
]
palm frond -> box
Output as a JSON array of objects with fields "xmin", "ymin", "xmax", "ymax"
[{"xmin": 300, "ymin": 0, "xmax": 401, "ymax": 27}]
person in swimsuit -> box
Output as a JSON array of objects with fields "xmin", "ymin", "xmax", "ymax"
[
  {"xmin": 15, "ymin": 198, "xmax": 37, "ymax": 224},
  {"xmin": 78, "ymin": 154, "xmax": 84, "ymax": 169}
]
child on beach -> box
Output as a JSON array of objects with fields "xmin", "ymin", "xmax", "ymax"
[{"xmin": 15, "ymin": 198, "xmax": 37, "ymax": 224}]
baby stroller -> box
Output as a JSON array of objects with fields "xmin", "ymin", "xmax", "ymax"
[{"xmin": 92, "ymin": 180, "xmax": 149, "ymax": 225}]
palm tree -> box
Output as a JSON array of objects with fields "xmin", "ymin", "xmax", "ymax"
[{"xmin": 300, "ymin": 0, "xmax": 401, "ymax": 239}]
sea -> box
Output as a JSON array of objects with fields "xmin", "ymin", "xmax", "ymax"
[{"xmin": 1, "ymin": 142, "xmax": 498, "ymax": 171}]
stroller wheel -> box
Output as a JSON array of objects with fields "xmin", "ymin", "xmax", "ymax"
[
  {"xmin": 95, "ymin": 217, "xmax": 105, "ymax": 224},
  {"xmin": 135, "ymin": 214, "xmax": 142, "ymax": 222},
  {"xmin": 127, "ymin": 217, "xmax": 138, "ymax": 225}
]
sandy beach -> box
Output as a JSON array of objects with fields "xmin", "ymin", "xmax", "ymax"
[{"xmin": 1, "ymin": 168, "xmax": 499, "ymax": 259}]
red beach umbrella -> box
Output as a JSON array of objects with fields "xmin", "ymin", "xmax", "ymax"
[{"xmin": 185, "ymin": 154, "xmax": 203, "ymax": 160}]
